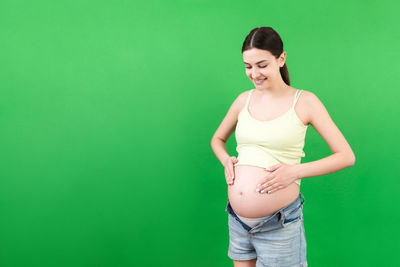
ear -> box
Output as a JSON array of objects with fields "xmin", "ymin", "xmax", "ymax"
[{"xmin": 280, "ymin": 51, "xmax": 286, "ymax": 67}]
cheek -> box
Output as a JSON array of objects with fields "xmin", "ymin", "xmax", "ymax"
[
  {"xmin": 245, "ymin": 69, "xmax": 271, "ymax": 78},
  {"xmin": 263, "ymin": 68, "xmax": 273, "ymax": 74}
]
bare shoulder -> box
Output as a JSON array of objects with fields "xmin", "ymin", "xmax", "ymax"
[
  {"xmin": 210, "ymin": 89, "xmax": 251, "ymax": 143},
  {"xmin": 298, "ymin": 89, "xmax": 317, "ymax": 104},
  {"xmin": 299, "ymin": 90, "xmax": 327, "ymax": 122},
  {"xmin": 300, "ymin": 89, "xmax": 319, "ymax": 103},
  {"xmin": 232, "ymin": 89, "xmax": 251, "ymax": 113},
  {"xmin": 299, "ymin": 89, "xmax": 334, "ymax": 129},
  {"xmin": 298, "ymin": 89, "xmax": 355, "ymax": 160},
  {"xmin": 227, "ymin": 88, "xmax": 251, "ymax": 121},
  {"xmin": 291, "ymin": 89, "xmax": 313, "ymax": 126}
]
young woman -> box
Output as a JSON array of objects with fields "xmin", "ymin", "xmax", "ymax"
[{"xmin": 210, "ymin": 27, "xmax": 355, "ymax": 267}]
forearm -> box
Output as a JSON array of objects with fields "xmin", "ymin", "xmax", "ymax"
[
  {"xmin": 296, "ymin": 152, "xmax": 355, "ymax": 179},
  {"xmin": 210, "ymin": 138, "xmax": 231, "ymax": 167}
]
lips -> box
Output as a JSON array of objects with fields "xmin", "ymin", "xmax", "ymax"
[{"xmin": 254, "ymin": 78, "xmax": 267, "ymax": 84}]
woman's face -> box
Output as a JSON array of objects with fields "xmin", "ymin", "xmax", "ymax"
[{"xmin": 242, "ymin": 48, "xmax": 286, "ymax": 89}]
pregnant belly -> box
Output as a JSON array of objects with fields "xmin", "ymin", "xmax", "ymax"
[{"xmin": 228, "ymin": 164, "xmax": 300, "ymax": 218}]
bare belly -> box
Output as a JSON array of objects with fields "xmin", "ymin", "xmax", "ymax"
[{"xmin": 228, "ymin": 164, "xmax": 300, "ymax": 218}]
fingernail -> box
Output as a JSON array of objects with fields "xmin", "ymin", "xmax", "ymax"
[
  {"xmin": 257, "ymin": 184, "xmax": 261, "ymax": 187},
  {"xmin": 260, "ymin": 190, "xmax": 265, "ymax": 193}
]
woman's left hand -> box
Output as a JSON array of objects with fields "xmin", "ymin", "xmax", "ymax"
[{"xmin": 256, "ymin": 163, "xmax": 300, "ymax": 194}]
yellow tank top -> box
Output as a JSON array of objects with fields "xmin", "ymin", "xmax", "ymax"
[{"xmin": 234, "ymin": 89, "xmax": 309, "ymax": 186}]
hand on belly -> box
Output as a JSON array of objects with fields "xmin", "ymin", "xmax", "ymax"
[{"xmin": 227, "ymin": 165, "xmax": 299, "ymax": 217}]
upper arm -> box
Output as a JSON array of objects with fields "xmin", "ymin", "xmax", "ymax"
[
  {"xmin": 306, "ymin": 91, "xmax": 356, "ymax": 161},
  {"xmin": 211, "ymin": 91, "xmax": 247, "ymax": 143}
]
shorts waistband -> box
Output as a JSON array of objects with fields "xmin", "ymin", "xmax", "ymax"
[{"xmin": 225, "ymin": 192, "xmax": 305, "ymax": 232}]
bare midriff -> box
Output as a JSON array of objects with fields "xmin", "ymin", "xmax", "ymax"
[{"xmin": 228, "ymin": 164, "xmax": 300, "ymax": 218}]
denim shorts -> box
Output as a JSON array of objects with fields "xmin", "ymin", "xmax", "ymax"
[{"xmin": 225, "ymin": 192, "xmax": 307, "ymax": 267}]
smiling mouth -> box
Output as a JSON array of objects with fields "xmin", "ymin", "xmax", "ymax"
[{"xmin": 254, "ymin": 78, "xmax": 267, "ymax": 84}]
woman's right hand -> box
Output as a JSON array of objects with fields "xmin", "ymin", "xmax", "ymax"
[{"xmin": 224, "ymin": 156, "xmax": 238, "ymax": 185}]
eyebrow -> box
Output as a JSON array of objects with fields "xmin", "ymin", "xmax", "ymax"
[{"xmin": 243, "ymin": 60, "xmax": 269, "ymax": 65}]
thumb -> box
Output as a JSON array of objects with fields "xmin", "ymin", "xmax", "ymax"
[{"xmin": 266, "ymin": 164, "xmax": 281, "ymax": 172}]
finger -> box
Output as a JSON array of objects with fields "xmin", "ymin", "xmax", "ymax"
[
  {"xmin": 260, "ymin": 181, "xmax": 279, "ymax": 193},
  {"xmin": 229, "ymin": 171, "xmax": 234, "ymax": 183},
  {"xmin": 260, "ymin": 178, "xmax": 277, "ymax": 191},
  {"xmin": 265, "ymin": 183, "xmax": 281, "ymax": 193},
  {"xmin": 229, "ymin": 163, "xmax": 235, "ymax": 179},
  {"xmin": 268, "ymin": 164, "xmax": 280, "ymax": 171},
  {"xmin": 268, "ymin": 185, "xmax": 284, "ymax": 194},
  {"xmin": 264, "ymin": 173, "xmax": 274, "ymax": 182},
  {"xmin": 257, "ymin": 178, "xmax": 271, "ymax": 191},
  {"xmin": 225, "ymin": 169, "xmax": 232, "ymax": 184}
]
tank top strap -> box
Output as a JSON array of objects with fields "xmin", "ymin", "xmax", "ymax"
[
  {"xmin": 245, "ymin": 89, "xmax": 254, "ymax": 109},
  {"xmin": 291, "ymin": 89, "xmax": 303, "ymax": 108}
]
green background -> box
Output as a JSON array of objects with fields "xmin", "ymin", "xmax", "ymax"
[{"xmin": 1, "ymin": 0, "xmax": 399, "ymax": 266}]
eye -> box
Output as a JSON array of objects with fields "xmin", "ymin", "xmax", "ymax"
[{"xmin": 245, "ymin": 65, "xmax": 268, "ymax": 69}]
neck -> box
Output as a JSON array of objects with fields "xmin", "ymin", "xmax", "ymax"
[{"xmin": 254, "ymin": 80, "xmax": 292, "ymax": 97}]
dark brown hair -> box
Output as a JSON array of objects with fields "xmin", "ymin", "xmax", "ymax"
[{"xmin": 242, "ymin": 27, "xmax": 290, "ymax": 85}]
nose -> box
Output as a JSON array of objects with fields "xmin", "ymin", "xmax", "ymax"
[{"xmin": 251, "ymin": 69, "xmax": 261, "ymax": 79}]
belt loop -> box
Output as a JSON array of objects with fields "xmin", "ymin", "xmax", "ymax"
[
  {"xmin": 225, "ymin": 198, "xmax": 230, "ymax": 212},
  {"xmin": 279, "ymin": 211, "xmax": 285, "ymax": 225},
  {"xmin": 300, "ymin": 192, "xmax": 305, "ymax": 204}
]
